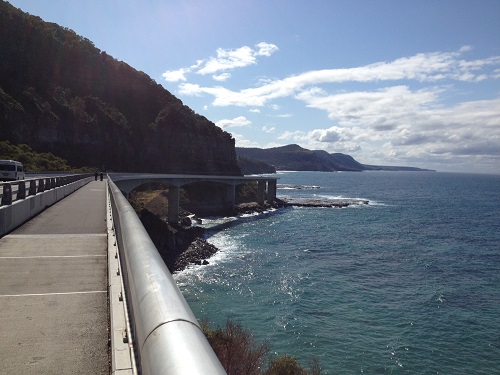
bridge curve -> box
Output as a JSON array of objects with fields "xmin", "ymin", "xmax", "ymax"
[{"xmin": 110, "ymin": 173, "xmax": 278, "ymax": 223}]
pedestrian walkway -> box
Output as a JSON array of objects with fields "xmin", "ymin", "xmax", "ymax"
[{"xmin": 0, "ymin": 180, "xmax": 109, "ymax": 375}]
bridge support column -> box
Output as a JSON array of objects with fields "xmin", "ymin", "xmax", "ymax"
[
  {"xmin": 226, "ymin": 184, "xmax": 236, "ymax": 210},
  {"xmin": 168, "ymin": 186, "xmax": 180, "ymax": 224},
  {"xmin": 257, "ymin": 181, "xmax": 266, "ymax": 206},
  {"xmin": 267, "ymin": 179, "xmax": 277, "ymax": 201}
]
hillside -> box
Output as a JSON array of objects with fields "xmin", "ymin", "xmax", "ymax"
[
  {"xmin": 236, "ymin": 144, "xmax": 364, "ymax": 172},
  {"xmin": 236, "ymin": 145, "xmax": 434, "ymax": 172},
  {"xmin": 0, "ymin": 1, "xmax": 241, "ymax": 175},
  {"xmin": 236, "ymin": 156, "xmax": 276, "ymax": 175}
]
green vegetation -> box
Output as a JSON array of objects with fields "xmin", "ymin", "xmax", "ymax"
[
  {"xmin": 237, "ymin": 156, "xmax": 276, "ymax": 175},
  {"xmin": 0, "ymin": 140, "xmax": 92, "ymax": 172},
  {"xmin": 201, "ymin": 320, "xmax": 321, "ymax": 375}
]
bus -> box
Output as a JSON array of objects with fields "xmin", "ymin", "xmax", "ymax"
[{"xmin": 0, "ymin": 160, "xmax": 25, "ymax": 181}]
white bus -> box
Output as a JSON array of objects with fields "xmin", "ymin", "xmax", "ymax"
[{"xmin": 0, "ymin": 160, "xmax": 25, "ymax": 181}]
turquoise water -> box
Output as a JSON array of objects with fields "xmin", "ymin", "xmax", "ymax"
[{"xmin": 174, "ymin": 172, "xmax": 500, "ymax": 374}]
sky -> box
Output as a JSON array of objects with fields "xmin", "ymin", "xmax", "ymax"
[{"xmin": 7, "ymin": 0, "xmax": 500, "ymax": 174}]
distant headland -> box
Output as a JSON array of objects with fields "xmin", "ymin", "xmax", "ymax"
[{"xmin": 237, "ymin": 144, "xmax": 435, "ymax": 174}]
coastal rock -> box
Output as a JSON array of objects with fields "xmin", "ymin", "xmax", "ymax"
[
  {"xmin": 174, "ymin": 238, "xmax": 218, "ymax": 270},
  {"xmin": 282, "ymin": 197, "xmax": 369, "ymax": 208},
  {"xmin": 138, "ymin": 208, "xmax": 215, "ymax": 272},
  {"xmin": 233, "ymin": 199, "xmax": 287, "ymax": 215}
]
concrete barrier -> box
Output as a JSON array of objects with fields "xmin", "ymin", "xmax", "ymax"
[{"xmin": 0, "ymin": 176, "xmax": 92, "ymax": 236}]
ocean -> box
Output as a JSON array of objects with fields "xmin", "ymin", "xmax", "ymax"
[{"xmin": 173, "ymin": 171, "xmax": 500, "ymax": 374}]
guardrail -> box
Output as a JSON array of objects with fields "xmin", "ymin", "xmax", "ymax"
[
  {"xmin": 0, "ymin": 174, "xmax": 93, "ymax": 236},
  {"xmin": 107, "ymin": 178, "xmax": 226, "ymax": 375}
]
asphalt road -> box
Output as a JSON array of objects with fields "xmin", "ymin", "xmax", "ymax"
[{"xmin": 0, "ymin": 180, "xmax": 109, "ymax": 375}]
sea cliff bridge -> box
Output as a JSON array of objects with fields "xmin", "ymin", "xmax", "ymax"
[{"xmin": 0, "ymin": 173, "xmax": 278, "ymax": 375}]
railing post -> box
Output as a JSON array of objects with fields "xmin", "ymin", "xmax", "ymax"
[
  {"xmin": 1, "ymin": 183, "xmax": 13, "ymax": 205},
  {"xmin": 29, "ymin": 180, "xmax": 37, "ymax": 196},
  {"xmin": 17, "ymin": 181, "xmax": 26, "ymax": 199},
  {"xmin": 37, "ymin": 178, "xmax": 45, "ymax": 193}
]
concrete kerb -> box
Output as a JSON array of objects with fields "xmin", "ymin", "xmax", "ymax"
[
  {"xmin": 107, "ymin": 180, "xmax": 136, "ymax": 375},
  {"xmin": 0, "ymin": 177, "xmax": 93, "ymax": 237}
]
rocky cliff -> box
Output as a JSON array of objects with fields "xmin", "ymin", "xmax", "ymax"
[{"xmin": 0, "ymin": 1, "xmax": 241, "ymax": 175}]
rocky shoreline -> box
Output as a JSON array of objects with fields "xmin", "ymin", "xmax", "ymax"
[
  {"xmin": 133, "ymin": 191, "xmax": 368, "ymax": 272},
  {"xmin": 282, "ymin": 197, "xmax": 369, "ymax": 208}
]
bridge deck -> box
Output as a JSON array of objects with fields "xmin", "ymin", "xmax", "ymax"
[{"xmin": 0, "ymin": 180, "xmax": 109, "ymax": 374}]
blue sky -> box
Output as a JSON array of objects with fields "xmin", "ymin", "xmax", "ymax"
[{"xmin": 8, "ymin": 0, "xmax": 500, "ymax": 173}]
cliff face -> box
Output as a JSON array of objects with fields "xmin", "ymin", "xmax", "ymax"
[{"xmin": 0, "ymin": 1, "xmax": 241, "ymax": 175}]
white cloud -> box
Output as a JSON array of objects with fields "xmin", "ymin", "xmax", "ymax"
[
  {"xmin": 231, "ymin": 132, "xmax": 260, "ymax": 148},
  {"xmin": 249, "ymin": 108, "xmax": 261, "ymax": 113},
  {"xmin": 255, "ymin": 42, "xmax": 279, "ymax": 57},
  {"xmin": 178, "ymin": 48, "xmax": 500, "ymax": 107},
  {"xmin": 215, "ymin": 116, "xmax": 252, "ymax": 129},
  {"xmin": 161, "ymin": 68, "xmax": 188, "ymax": 82},
  {"xmin": 161, "ymin": 60, "xmax": 204, "ymax": 82},
  {"xmin": 278, "ymin": 130, "xmax": 306, "ymax": 141},
  {"xmin": 262, "ymin": 125, "xmax": 276, "ymax": 133},
  {"xmin": 213, "ymin": 73, "xmax": 232, "ymax": 81},
  {"xmin": 196, "ymin": 42, "xmax": 279, "ymax": 76},
  {"xmin": 296, "ymin": 85, "xmax": 440, "ymax": 128},
  {"xmin": 198, "ymin": 46, "xmax": 255, "ymax": 75},
  {"xmin": 296, "ymin": 96, "xmax": 500, "ymax": 167},
  {"xmin": 162, "ymin": 42, "xmax": 279, "ymax": 84}
]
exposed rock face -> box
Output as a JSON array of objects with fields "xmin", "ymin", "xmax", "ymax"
[{"xmin": 138, "ymin": 208, "xmax": 217, "ymax": 272}]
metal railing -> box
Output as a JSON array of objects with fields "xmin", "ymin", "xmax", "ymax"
[
  {"xmin": 107, "ymin": 177, "xmax": 227, "ymax": 375},
  {"xmin": 0, "ymin": 174, "xmax": 94, "ymax": 236},
  {"xmin": 1, "ymin": 174, "xmax": 92, "ymax": 206}
]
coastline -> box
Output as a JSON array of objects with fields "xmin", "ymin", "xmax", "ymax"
[
  {"xmin": 131, "ymin": 189, "xmax": 370, "ymax": 272},
  {"xmin": 167, "ymin": 197, "xmax": 371, "ymax": 271}
]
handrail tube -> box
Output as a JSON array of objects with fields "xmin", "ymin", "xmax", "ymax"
[{"xmin": 107, "ymin": 178, "xmax": 226, "ymax": 375}]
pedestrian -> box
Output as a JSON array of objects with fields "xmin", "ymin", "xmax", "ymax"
[
  {"xmin": 95, "ymin": 172, "xmax": 98, "ymax": 181},
  {"xmin": 100, "ymin": 172, "xmax": 103, "ymax": 181}
]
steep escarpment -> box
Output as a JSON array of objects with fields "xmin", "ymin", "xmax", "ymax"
[{"xmin": 0, "ymin": 1, "xmax": 240, "ymax": 175}]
